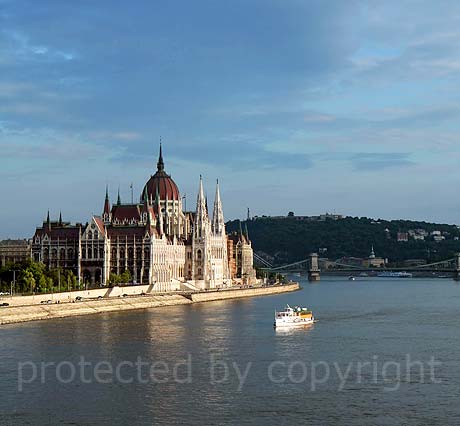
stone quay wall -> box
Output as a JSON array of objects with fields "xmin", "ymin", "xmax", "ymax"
[{"xmin": 0, "ymin": 283, "xmax": 300, "ymax": 325}]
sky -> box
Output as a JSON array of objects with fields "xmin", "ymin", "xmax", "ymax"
[{"xmin": 2, "ymin": 0, "xmax": 460, "ymax": 238}]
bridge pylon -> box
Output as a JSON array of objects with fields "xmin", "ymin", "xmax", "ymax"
[
  {"xmin": 454, "ymin": 253, "xmax": 460, "ymax": 281},
  {"xmin": 308, "ymin": 253, "xmax": 320, "ymax": 282}
]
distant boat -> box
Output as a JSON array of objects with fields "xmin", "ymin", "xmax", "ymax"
[
  {"xmin": 348, "ymin": 276, "xmax": 356, "ymax": 281},
  {"xmin": 377, "ymin": 271, "xmax": 413, "ymax": 278}
]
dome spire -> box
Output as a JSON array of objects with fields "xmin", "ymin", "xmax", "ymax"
[{"xmin": 157, "ymin": 140, "xmax": 164, "ymax": 172}]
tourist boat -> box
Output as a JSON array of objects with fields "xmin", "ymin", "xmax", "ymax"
[
  {"xmin": 348, "ymin": 276, "xmax": 356, "ymax": 281},
  {"xmin": 274, "ymin": 305, "xmax": 315, "ymax": 328},
  {"xmin": 377, "ymin": 271, "xmax": 413, "ymax": 278}
]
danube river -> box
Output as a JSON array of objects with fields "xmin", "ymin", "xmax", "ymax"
[{"xmin": 1, "ymin": 277, "xmax": 460, "ymax": 425}]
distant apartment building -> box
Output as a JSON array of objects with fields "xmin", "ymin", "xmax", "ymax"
[
  {"xmin": 337, "ymin": 247, "xmax": 386, "ymax": 269},
  {"xmin": 0, "ymin": 239, "xmax": 31, "ymax": 267},
  {"xmin": 408, "ymin": 228, "xmax": 427, "ymax": 241},
  {"xmin": 397, "ymin": 232, "xmax": 409, "ymax": 242}
]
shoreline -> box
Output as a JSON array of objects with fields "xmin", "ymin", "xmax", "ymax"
[{"xmin": 0, "ymin": 283, "xmax": 300, "ymax": 326}]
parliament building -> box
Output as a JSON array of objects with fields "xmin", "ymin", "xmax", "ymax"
[{"xmin": 31, "ymin": 146, "xmax": 256, "ymax": 291}]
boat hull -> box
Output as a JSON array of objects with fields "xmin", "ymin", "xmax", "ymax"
[{"xmin": 274, "ymin": 318, "xmax": 315, "ymax": 328}]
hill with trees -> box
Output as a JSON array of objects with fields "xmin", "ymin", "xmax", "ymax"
[{"xmin": 226, "ymin": 215, "xmax": 460, "ymax": 266}]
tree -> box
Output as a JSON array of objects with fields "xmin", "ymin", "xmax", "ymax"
[
  {"xmin": 120, "ymin": 270, "xmax": 132, "ymax": 284},
  {"xmin": 288, "ymin": 211, "xmax": 294, "ymax": 217},
  {"xmin": 22, "ymin": 270, "xmax": 36, "ymax": 294},
  {"xmin": 109, "ymin": 273, "xmax": 122, "ymax": 285}
]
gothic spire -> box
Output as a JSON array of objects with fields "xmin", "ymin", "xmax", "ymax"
[
  {"xmin": 157, "ymin": 142, "xmax": 164, "ymax": 172},
  {"xmin": 155, "ymin": 185, "xmax": 160, "ymax": 206},
  {"xmin": 193, "ymin": 175, "xmax": 208, "ymax": 239},
  {"xmin": 196, "ymin": 175, "xmax": 206, "ymax": 218},
  {"xmin": 212, "ymin": 179, "xmax": 225, "ymax": 234},
  {"xmin": 59, "ymin": 211, "xmax": 62, "ymax": 226},
  {"xmin": 103, "ymin": 185, "xmax": 111, "ymax": 217},
  {"xmin": 46, "ymin": 210, "xmax": 51, "ymax": 231},
  {"xmin": 244, "ymin": 221, "xmax": 249, "ymax": 240},
  {"xmin": 143, "ymin": 186, "xmax": 150, "ymax": 206},
  {"xmin": 117, "ymin": 187, "xmax": 121, "ymax": 205}
]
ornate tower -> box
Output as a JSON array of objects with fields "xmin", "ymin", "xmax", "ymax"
[
  {"xmin": 192, "ymin": 175, "xmax": 211, "ymax": 285},
  {"xmin": 212, "ymin": 180, "xmax": 225, "ymax": 235}
]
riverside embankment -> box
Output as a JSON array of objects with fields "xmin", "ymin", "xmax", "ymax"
[{"xmin": 0, "ymin": 283, "xmax": 300, "ymax": 325}]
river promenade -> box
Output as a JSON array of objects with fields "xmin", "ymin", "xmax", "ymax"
[{"xmin": 0, "ymin": 282, "xmax": 299, "ymax": 325}]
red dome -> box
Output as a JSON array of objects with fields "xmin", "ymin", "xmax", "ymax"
[
  {"xmin": 142, "ymin": 144, "xmax": 180, "ymax": 201},
  {"xmin": 143, "ymin": 170, "xmax": 180, "ymax": 201}
]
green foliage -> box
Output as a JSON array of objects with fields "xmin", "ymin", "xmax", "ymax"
[
  {"xmin": 109, "ymin": 273, "xmax": 122, "ymax": 285},
  {"xmin": 120, "ymin": 270, "xmax": 132, "ymax": 284},
  {"xmin": 0, "ymin": 260, "xmax": 79, "ymax": 295},
  {"xmin": 227, "ymin": 216, "xmax": 460, "ymax": 265},
  {"xmin": 108, "ymin": 270, "xmax": 131, "ymax": 285}
]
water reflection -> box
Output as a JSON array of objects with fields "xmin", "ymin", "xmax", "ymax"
[{"xmin": 2, "ymin": 278, "xmax": 460, "ymax": 425}]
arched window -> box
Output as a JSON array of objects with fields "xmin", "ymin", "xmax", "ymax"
[
  {"xmin": 87, "ymin": 231, "xmax": 92, "ymax": 240},
  {"xmin": 68, "ymin": 248, "xmax": 74, "ymax": 259},
  {"xmin": 60, "ymin": 248, "xmax": 66, "ymax": 260},
  {"xmin": 197, "ymin": 249, "xmax": 202, "ymax": 260}
]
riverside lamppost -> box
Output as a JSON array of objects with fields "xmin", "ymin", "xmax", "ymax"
[{"xmin": 11, "ymin": 270, "xmax": 18, "ymax": 296}]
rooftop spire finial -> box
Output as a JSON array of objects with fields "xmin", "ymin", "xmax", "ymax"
[
  {"xmin": 105, "ymin": 184, "xmax": 109, "ymax": 201},
  {"xmin": 117, "ymin": 187, "xmax": 121, "ymax": 205},
  {"xmin": 59, "ymin": 211, "xmax": 62, "ymax": 225},
  {"xmin": 157, "ymin": 140, "xmax": 164, "ymax": 172},
  {"xmin": 46, "ymin": 210, "xmax": 51, "ymax": 231}
]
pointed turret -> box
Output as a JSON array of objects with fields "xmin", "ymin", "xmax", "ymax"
[
  {"xmin": 117, "ymin": 187, "xmax": 121, "ymax": 205},
  {"xmin": 196, "ymin": 175, "xmax": 207, "ymax": 218},
  {"xmin": 46, "ymin": 210, "xmax": 51, "ymax": 231},
  {"xmin": 59, "ymin": 211, "xmax": 63, "ymax": 226},
  {"xmin": 103, "ymin": 185, "xmax": 111, "ymax": 217},
  {"xmin": 155, "ymin": 185, "xmax": 160, "ymax": 206},
  {"xmin": 157, "ymin": 143, "xmax": 164, "ymax": 172},
  {"xmin": 141, "ymin": 186, "xmax": 150, "ymax": 224},
  {"xmin": 158, "ymin": 204, "xmax": 164, "ymax": 236},
  {"xmin": 369, "ymin": 245, "xmax": 376, "ymax": 259},
  {"xmin": 194, "ymin": 175, "xmax": 208, "ymax": 239},
  {"xmin": 212, "ymin": 179, "xmax": 225, "ymax": 234}
]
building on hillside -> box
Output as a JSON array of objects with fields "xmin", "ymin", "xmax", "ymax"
[
  {"xmin": 31, "ymin": 146, "xmax": 257, "ymax": 291},
  {"xmin": 397, "ymin": 232, "xmax": 409, "ymax": 242},
  {"xmin": 362, "ymin": 246, "xmax": 386, "ymax": 268},
  {"xmin": 0, "ymin": 239, "xmax": 32, "ymax": 267}
]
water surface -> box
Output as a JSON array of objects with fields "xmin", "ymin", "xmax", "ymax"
[{"xmin": 1, "ymin": 277, "xmax": 460, "ymax": 425}]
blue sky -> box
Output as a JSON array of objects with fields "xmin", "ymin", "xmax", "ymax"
[{"xmin": 2, "ymin": 0, "xmax": 460, "ymax": 238}]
